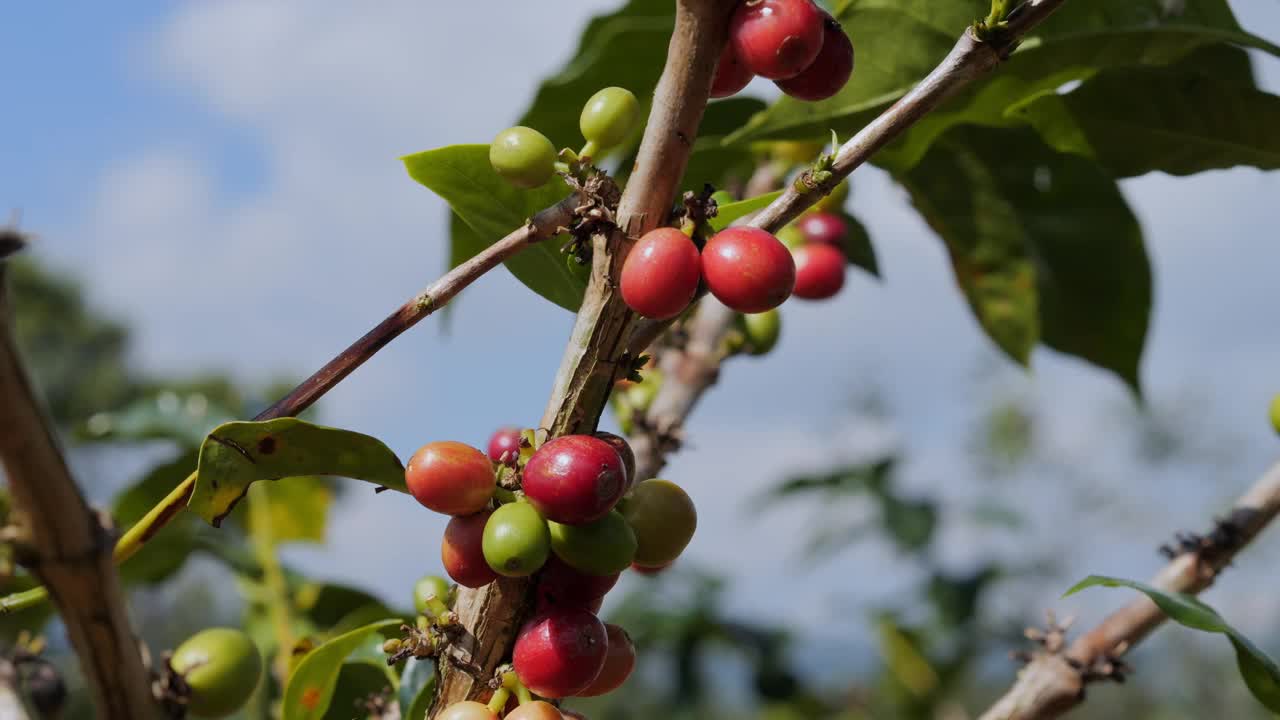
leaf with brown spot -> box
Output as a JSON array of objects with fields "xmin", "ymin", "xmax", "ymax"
[{"xmin": 189, "ymin": 418, "xmax": 406, "ymax": 527}]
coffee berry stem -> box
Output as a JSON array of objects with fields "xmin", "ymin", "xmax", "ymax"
[
  {"xmin": 579, "ymin": 140, "xmax": 601, "ymax": 161},
  {"xmin": 423, "ymin": 595, "xmax": 452, "ymax": 624},
  {"xmin": 486, "ymin": 687, "xmax": 512, "ymax": 714},
  {"xmin": 503, "ymin": 671, "xmax": 534, "ymax": 705}
]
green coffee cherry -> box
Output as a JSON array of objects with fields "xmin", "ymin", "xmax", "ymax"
[
  {"xmin": 483, "ymin": 502, "xmax": 551, "ymax": 577},
  {"xmin": 413, "ymin": 575, "xmax": 452, "ymax": 614},
  {"xmin": 490, "ymin": 126, "xmax": 557, "ymax": 189},
  {"xmin": 171, "ymin": 628, "xmax": 262, "ymax": 718},
  {"xmin": 549, "ymin": 511, "xmax": 636, "ymax": 575},
  {"xmin": 580, "ymin": 87, "xmax": 640, "ymax": 156},
  {"xmin": 621, "ymin": 480, "xmax": 696, "ymax": 568},
  {"xmin": 740, "ymin": 310, "xmax": 781, "ymax": 356}
]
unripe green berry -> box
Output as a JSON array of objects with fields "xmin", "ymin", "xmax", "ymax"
[
  {"xmin": 171, "ymin": 628, "xmax": 263, "ymax": 718},
  {"xmin": 580, "ymin": 87, "xmax": 640, "ymax": 153},
  {"xmin": 490, "ymin": 126, "xmax": 557, "ymax": 189},
  {"xmin": 549, "ymin": 511, "xmax": 637, "ymax": 575},
  {"xmin": 382, "ymin": 638, "xmax": 403, "ymax": 655},
  {"xmin": 413, "ymin": 575, "xmax": 452, "ymax": 614},
  {"xmin": 741, "ymin": 309, "xmax": 781, "ymax": 356},
  {"xmin": 483, "ymin": 502, "xmax": 552, "ymax": 577}
]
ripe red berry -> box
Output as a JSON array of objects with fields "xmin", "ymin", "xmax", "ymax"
[
  {"xmin": 620, "ymin": 228, "xmax": 702, "ymax": 320},
  {"xmin": 486, "ymin": 426, "xmax": 523, "ymax": 464},
  {"xmin": 791, "ymin": 243, "xmax": 846, "ymax": 300},
  {"xmin": 730, "ymin": 0, "xmax": 827, "ymax": 80},
  {"xmin": 796, "ymin": 211, "xmax": 847, "ymax": 246},
  {"xmin": 592, "ymin": 431, "xmax": 636, "ymax": 492},
  {"xmin": 577, "ymin": 623, "xmax": 637, "ymax": 697},
  {"xmin": 523, "ymin": 435, "xmax": 627, "ymax": 525},
  {"xmin": 776, "ymin": 14, "xmax": 854, "ymax": 101},
  {"xmin": 442, "ymin": 511, "xmax": 499, "ymax": 589},
  {"xmin": 536, "ymin": 555, "xmax": 620, "ymax": 610},
  {"xmin": 710, "ymin": 41, "xmax": 754, "ymax": 98},
  {"xmin": 701, "ymin": 227, "xmax": 796, "ymax": 313},
  {"xmin": 406, "ymin": 441, "xmax": 495, "ymax": 516},
  {"xmin": 513, "ymin": 606, "xmax": 608, "ymax": 698}
]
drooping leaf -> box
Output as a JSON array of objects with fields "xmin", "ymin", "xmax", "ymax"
[
  {"xmin": 899, "ymin": 127, "xmax": 1150, "ymax": 391},
  {"xmin": 1065, "ymin": 575, "xmax": 1280, "ymax": 711},
  {"xmin": 190, "ymin": 418, "xmax": 405, "ymax": 527},
  {"xmin": 1012, "ymin": 55, "xmax": 1280, "ymax": 177},
  {"xmin": 398, "ymin": 657, "xmax": 437, "ymax": 720},
  {"xmin": 403, "ymin": 145, "xmax": 583, "ymax": 311},
  {"xmin": 282, "ymin": 619, "xmax": 402, "ymax": 720}
]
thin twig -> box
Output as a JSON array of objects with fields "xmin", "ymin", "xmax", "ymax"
[
  {"xmin": 0, "ymin": 251, "xmax": 158, "ymax": 717},
  {"xmin": 0, "ymin": 193, "xmax": 582, "ymax": 615},
  {"xmin": 626, "ymin": 0, "xmax": 1069, "ymax": 483},
  {"xmin": 979, "ymin": 461, "xmax": 1280, "ymax": 720},
  {"xmin": 432, "ymin": 0, "xmax": 738, "ymax": 714}
]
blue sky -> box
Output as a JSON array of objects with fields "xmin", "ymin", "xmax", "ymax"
[{"xmin": 5, "ymin": 0, "xmax": 1280, "ymax": 677}]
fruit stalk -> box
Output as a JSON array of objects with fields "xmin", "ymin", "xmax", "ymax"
[
  {"xmin": 0, "ymin": 248, "xmax": 158, "ymax": 718},
  {"xmin": 431, "ymin": 0, "xmax": 739, "ymax": 714}
]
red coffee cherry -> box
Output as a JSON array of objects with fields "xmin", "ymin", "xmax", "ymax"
[
  {"xmin": 442, "ymin": 511, "xmax": 499, "ymax": 589},
  {"xmin": 620, "ymin": 228, "xmax": 702, "ymax": 320},
  {"xmin": 536, "ymin": 555, "xmax": 620, "ymax": 610},
  {"xmin": 513, "ymin": 606, "xmax": 608, "ymax": 698},
  {"xmin": 406, "ymin": 441, "xmax": 495, "ymax": 516},
  {"xmin": 701, "ymin": 227, "xmax": 796, "ymax": 313},
  {"xmin": 577, "ymin": 624, "xmax": 637, "ymax": 697},
  {"xmin": 730, "ymin": 0, "xmax": 827, "ymax": 80},
  {"xmin": 592, "ymin": 431, "xmax": 636, "ymax": 492},
  {"xmin": 486, "ymin": 426, "xmax": 523, "ymax": 464},
  {"xmin": 776, "ymin": 14, "xmax": 854, "ymax": 101},
  {"xmin": 791, "ymin": 243, "xmax": 846, "ymax": 300},
  {"xmin": 523, "ymin": 435, "xmax": 627, "ymax": 525},
  {"xmin": 796, "ymin": 211, "xmax": 847, "ymax": 246},
  {"xmin": 710, "ymin": 41, "xmax": 754, "ymax": 98}
]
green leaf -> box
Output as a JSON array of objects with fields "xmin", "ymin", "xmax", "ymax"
[
  {"xmin": 711, "ymin": 192, "xmax": 784, "ymax": 230},
  {"xmin": 403, "ymin": 145, "xmax": 583, "ymax": 311},
  {"xmin": 282, "ymin": 619, "xmax": 402, "ymax": 720},
  {"xmin": 881, "ymin": 496, "xmax": 937, "ymax": 552},
  {"xmin": 294, "ymin": 582, "xmax": 398, "ymax": 632},
  {"xmin": 77, "ymin": 390, "xmax": 235, "ymax": 449},
  {"xmin": 683, "ymin": 98, "xmax": 771, "ymax": 192},
  {"xmin": 323, "ymin": 661, "xmax": 394, "ymax": 720},
  {"xmin": 1065, "ymin": 575, "xmax": 1280, "ymax": 711},
  {"xmin": 246, "ymin": 476, "xmax": 334, "ymax": 544},
  {"xmin": 1012, "ymin": 57, "xmax": 1280, "ymax": 177},
  {"xmin": 398, "ymin": 657, "xmax": 437, "ymax": 720},
  {"xmin": 190, "ymin": 418, "xmax": 405, "ymax": 527},
  {"xmin": 113, "ymin": 450, "xmax": 205, "ymax": 584},
  {"xmin": 839, "ymin": 213, "xmax": 879, "ymax": 278},
  {"xmin": 899, "ymin": 127, "xmax": 1150, "ymax": 390}
]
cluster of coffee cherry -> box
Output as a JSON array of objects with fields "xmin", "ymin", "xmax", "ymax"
[
  {"xmin": 403, "ymin": 427, "xmax": 696, "ymax": 718},
  {"xmin": 713, "ymin": 0, "xmax": 855, "ymax": 101}
]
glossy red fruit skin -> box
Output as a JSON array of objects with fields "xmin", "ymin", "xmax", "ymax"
[
  {"xmin": 701, "ymin": 227, "xmax": 796, "ymax": 313},
  {"xmin": 523, "ymin": 436, "xmax": 627, "ymax": 525},
  {"xmin": 796, "ymin": 211, "xmax": 847, "ymax": 246},
  {"xmin": 513, "ymin": 606, "xmax": 608, "ymax": 698},
  {"xmin": 406, "ymin": 441, "xmax": 495, "ymax": 516},
  {"xmin": 620, "ymin": 228, "xmax": 702, "ymax": 320},
  {"xmin": 791, "ymin": 243, "xmax": 846, "ymax": 300},
  {"xmin": 486, "ymin": 427, "xmax": 523, "ymax": 464},
  {"xmin": 776, "ymin": 14, "xmax": 854, "ymax": 100},
  {"xmin": 536, "ymin": 555, "xmax": 620, "ymax": 610},
  {"xmin": 577, "ymin": 624, "xmax": 637, "ymax": 697},
  {"xmin": 442, "ymin": 511, "xmax": 500, "ymax": 589},
  {"xmin": 730, "ymin": 0, "xmax": 827, "ymax": 80},
  {"xmin": 711, "ymin": 41, "xmax": 754, "ymax": 98}
]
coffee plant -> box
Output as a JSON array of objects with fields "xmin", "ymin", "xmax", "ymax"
[{"xmin": 1, "ymin": 0, "xmax": 1279, "ymax": 718}]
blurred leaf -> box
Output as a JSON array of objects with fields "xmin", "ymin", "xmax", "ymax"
[
  {"xmin": 112, "ymin": 450, "xmax": 204, "ymax": 584},
  {"xmin": 839, "ymin": 213, "xmax": 879, "ymax": 278},
  {"xmin": 294, "ymin": 582, "xmax": 398, "ymax": 633},
  {"xmin": 927, "ymin": 566, "xmax": 999, "ymax": 630},
  {"xmin": 190, "ymin": 418, "xmax": 405, "ymax": 527},
  {"xmin": 403, "ymin": 145, "xmax": 583, "ymax": 311},
  {"xmin": 323, "ymin": 661, "xmax": 393, "ymax": 720},
  {"xmin": 760, "ymin": 457, "xmax": 896, "ymax": 505},
  {"xmin": 685, "ymin": 97, "xmax": 771, "ymax": 192},
  {"xmin": 1065, "ymin": 576, "xmax": 1280, "ymax": 711},
  {"xmin": 77, "ymin": 390, "xmax": 236, "ymax": 448},
  {"xmin": 881, "ymin": 497, "xmax": 937, "ymax": 552},
  {"xmin": 876, "ymin": 616, "xmax": 938, "ymax": 698},
  {"xmin": 282, "ymin": 619, "xmax": 401, "ymax": 720},
  {"xmin": 1014, "ymin": 53, "xmax": 1280, "ymax": 177},
  {"xmin": 799, "ymin": 521, "xmax": 874, "ymax": 561},
  {"xmin": 900, "ymin": 127, "xmax": 1149, "ymax": 390},
  {"xmin": 398, "ymin": 657, "xmax": 437, "ymax": 720},
  {"xmin": 710, "ymin": 192, "xmax": 784, "ymax": 230},
  {"xmin": 246, "ymin": 476, "xmax": 334, "ymax": 545},
  {"xmin": 968, "ymin": 501, "xmax": 1024, "ymax": 529}
]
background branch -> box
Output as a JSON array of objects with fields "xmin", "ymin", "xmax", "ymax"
[
  {"xmin": 0, "ymin": 240, "xmax": 158, "ymax": 719},
  {"xmin": 433, "ymin": 0, "xmax": 739, "ymax": 713}
]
